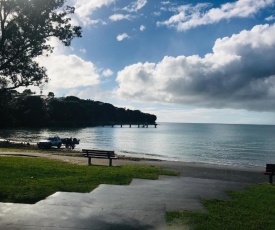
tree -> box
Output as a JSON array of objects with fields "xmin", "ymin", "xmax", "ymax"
[
  {"xmin": 14, "ymin": 95, "xmax": 47, "ymax": 126},
  {"xmin": 0, "ymin": 0, "xmax": 82, "ymax": 94},
  {"xmin": 22, "ymin": 89, "xmax": 35, "ymax": 96},
  {"xmin": 48, "ymin": 92, "xmax": 54, "ymax": 98}
]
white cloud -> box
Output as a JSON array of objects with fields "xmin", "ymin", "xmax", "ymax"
[
  {"xmin": 161, "ymin": 1, "xmax": 171, "ymax": 6},
  {"xmin": 140, "ymin": 25, "xmax": 146, "ymax": 31},
  {"xmin": 35, "ymin": 39, "xmax": 100, "ymax": 92},
  {"xmin": 102, "ymin": 69, "xmax": 114, "ymax": 77},
  {"xmin": 153, "ymin": 12, "xmax": 161, "ymax": 17},
  {"xmin": 68, "ymin": 0, "xmax": 115, "ymax": 26},
  {"xmin": 157, "ymin": 0, "xmax": 274, "ymax": 31},
  {"xmin": 265, "ymin": 15, "xmax": 275, "ymax": 21},
  {"xmin": 89, "ymin": 19, "xmax": 107, "ymax": 26},
  {"xmin": 117, "ymin": 33, "xmax": 130, "ymax": 41},
  {"xmin": 123, "ymin": 0, "xmax": 147, "ymax": 12},
  {"xmin": 38, "ymin": 54, "xmax": 100, "ymax": 90},
  {"xmin": 109, "ymin": 13, "xmax": 132, "ymax": 21},
  {"xmin": 116, "ymin": 24, "xmax": 275, "ymax": 112}
]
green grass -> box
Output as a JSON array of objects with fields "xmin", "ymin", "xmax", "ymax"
[
  {"xmin": 0, "ymin": 156, "xmax": 177, "ymax": 204},
  {"xmin": 166, "ymin": 184, "xmax": 275, "ymax": 230},
  {"xmin": 0, "ymin": 147, "xmax": 39, "ymax": 153},
  {"xmin": 0, "ymin": 146, "xmax": 78, "ymax": 154}
]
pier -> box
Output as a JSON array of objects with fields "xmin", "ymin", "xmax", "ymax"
[{"xmin": 102, "ymin": 123, "xmax": 158, "ymax": 128}]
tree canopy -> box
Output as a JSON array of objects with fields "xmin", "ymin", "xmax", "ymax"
[
  {"xmin": 0, "ymin": 92, "xmax": 157, "ymax": 128},
  {"xmin": 0, "ymin": 0, "xmax": 82, "ymax": 94}
]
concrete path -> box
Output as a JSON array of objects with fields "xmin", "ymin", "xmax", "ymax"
[{"xmin": 0, "ymin": 175, "xmax": 250, "ymax": 230}]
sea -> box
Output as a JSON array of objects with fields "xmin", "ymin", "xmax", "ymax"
[{"xmin": 0, "ymin": 123, "xmax": 275, "ymax": 168}]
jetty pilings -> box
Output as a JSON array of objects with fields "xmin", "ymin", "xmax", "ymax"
[{"xmin": 107, "ymin": 123, "xmax": 158, "ymax": 128}]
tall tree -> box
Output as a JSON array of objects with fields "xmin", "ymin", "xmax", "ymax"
[
  {"xmin": 48, "ymin": 91, "xmax": 54, "ymax": 98},
  {"xmin": 0, "ymin": 0, "xmax": 82, "ymax": 94}
]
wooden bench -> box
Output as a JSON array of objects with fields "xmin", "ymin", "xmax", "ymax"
[
  {"xmin": 81, "ymin": 149, "xmax": 117, "ymax": 166},
  {"xmin": 264, "ymin": 164, "xmax": 275, "ymax": 183}
]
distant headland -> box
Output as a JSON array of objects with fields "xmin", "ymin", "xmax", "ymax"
[{"xmin": 0, "ymin": 90, "xmax": 157, "ymax": 128}]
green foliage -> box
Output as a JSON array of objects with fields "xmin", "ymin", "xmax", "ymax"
[
  {"xmin": 0, "ymin": 156, "xmax": 176, "ymax": 204},
  {"xmin": 0, "ymin": 93, "xmax": 157, "ymax": 127},
  {"xmin": 14, "ymin": 95, "xmax": 47, "ymax": 126},
  {"xmin": 166, "ymin": 184, "xmax": 275, "ymax": 230},
  {"xmin": 22, "ymin": 89, "xmax": 35, "ymax": 96},
  {"xmin": 48, "ymin": 92, "xmax": 54, "ymax": 97},
  {"xmin": 0, "ymin": 0, "xmax": 82, "ymax": 93}
]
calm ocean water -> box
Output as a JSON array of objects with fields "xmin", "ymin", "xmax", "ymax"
[{"xmin": 1, "ymin": 123, "xmax": 275, "ymax": 168}]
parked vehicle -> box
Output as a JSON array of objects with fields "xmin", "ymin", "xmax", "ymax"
[
  {"xmin": 37, "ymin": 136, "xmax": 62, "ymax": 149},
  {"xmin": 61, "ymin": 138, "xmax": 80, "ymax": 149}
]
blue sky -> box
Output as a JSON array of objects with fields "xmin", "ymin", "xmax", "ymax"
[{"xmin": 33, "ymin": 0, "xmax": 275, "ymax": 124}]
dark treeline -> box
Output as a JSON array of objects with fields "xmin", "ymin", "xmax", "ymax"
[{"xmin": 0, "ymin": 90, "xmax": 157, "ymax": 128}]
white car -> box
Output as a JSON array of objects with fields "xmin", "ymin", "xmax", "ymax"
[{"xmin": 37, "ymin": 136, "xmax": 62, "ymax": 149}]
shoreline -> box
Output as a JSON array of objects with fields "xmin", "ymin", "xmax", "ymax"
[
  {"xmin": 0, "ymin": 138, "xmax": 269, "ymax": 170},
  {"xmin": 0, "ymin": 148, "xmax": 266, "ymax": 184},
  {"xmin": 0, "ymin": 140, "xmax": 264, "ymax": 171},
  {"xmin": 0, "ymin": 146, "xmax": 262, "ymax": 171}
]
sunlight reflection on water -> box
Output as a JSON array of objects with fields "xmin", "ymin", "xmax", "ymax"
[{"xmin": 1, "ymin": 123, "xmax": 275, "ymax": 168}]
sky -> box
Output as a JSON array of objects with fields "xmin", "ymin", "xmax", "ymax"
[{"xmin": 32, "ymin": 0, "xmax": 275, "ymax": 124}]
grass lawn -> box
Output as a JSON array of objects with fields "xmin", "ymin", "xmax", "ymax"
[
  {"xmin": 0, "ymin": 147, "xmax": 80, "ymax": 157},
  {"xmin": 0, "ymin": 156, "xmax": 177, "ymax": 204},
  {"xmin": 166, "ymin": 184, "xmax": 275, "ymax": 230},
  {"xmin": 0, "ymin": 146, "xmax": 42, "ymax": 153}
]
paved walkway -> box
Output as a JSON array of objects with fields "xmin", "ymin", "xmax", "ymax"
[
  {"xmin": 0, "ymin": 176, "xmax": 254, "ymax": 230},
  {"xmin": 0, "ymin": 152, "xmax": 265, "ymax": 229}
]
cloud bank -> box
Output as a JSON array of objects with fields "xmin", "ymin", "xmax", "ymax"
[
  {"xmin": 158, "ymin": 0, "xmax": 275, "ymax": 31},
  {"xmin": 116, "ymin": 24, "xmax": 275, "ymax": 111}
]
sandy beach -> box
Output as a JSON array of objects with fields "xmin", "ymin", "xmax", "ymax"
[{"xmin": 0, "ymin": 149, "xmax": 266, "ymax": 184}]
